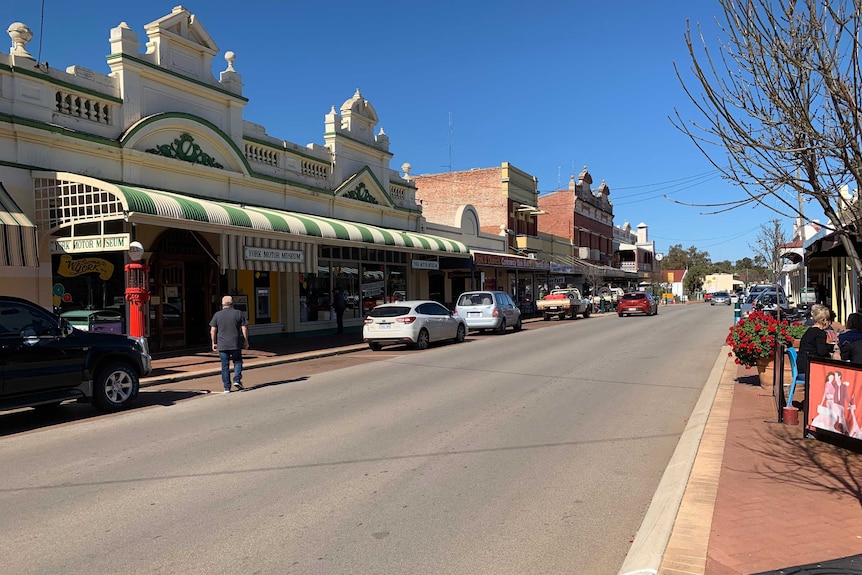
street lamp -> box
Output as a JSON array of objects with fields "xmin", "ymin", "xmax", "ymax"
[{"xmin": 124, "ymin": 241, "xmax": 150, "ymax": 338}]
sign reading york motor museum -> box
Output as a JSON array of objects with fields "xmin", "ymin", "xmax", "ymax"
[
  {"xmin": 50, "ymin": 233, "xmax": 130, "ymax": 254},
  {"xmin": 243, "ymin": 246, "xmax": 305, "ymax": 263}
]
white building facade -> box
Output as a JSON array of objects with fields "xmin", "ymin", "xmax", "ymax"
[{"xmin": 0, "ymin": 8, "xmax": 473, "ymax": 349}]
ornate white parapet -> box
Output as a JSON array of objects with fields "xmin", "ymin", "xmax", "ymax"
[{"xmin": 7, "ymin": 22, "xmax": 34, "ymax": 59}]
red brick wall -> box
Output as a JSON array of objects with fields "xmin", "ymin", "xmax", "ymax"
[
  {"xmin": 413, "ymin": 169, "xmax": 506, "ymax": 236},
  {"xmin": 538, "ymin": 192, "xmax": 575, "ymax": 242}
]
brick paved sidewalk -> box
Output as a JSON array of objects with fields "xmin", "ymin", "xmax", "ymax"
[{"xmin": 660, "ymin": 358, "xmax": 862, "ymax": 575}]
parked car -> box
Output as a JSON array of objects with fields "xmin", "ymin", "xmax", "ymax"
[
  {"xmin": 739, "ymin": 289, "xmax": 791, "ymax": 320},
  {"xmin": 0, "ymin": 296, "xmax": 152, "ymax": 413},
  {"xmin": 454, "ymin": 291, "xmax": 522, "ymax": 333},
  {"xmin": 363, "ymin": 300, "xmax": 467, "ymax": 351},
  {"xmin": 711, "ymin": 291, "xmax": 732, "ymax": 306},
  {"xmin": 617, "ymin": 291, "xmax": 659, "ymax": 317},
  {"xmin": 704, "ymin": 293, "xmax": 714, "ymax": 302}
]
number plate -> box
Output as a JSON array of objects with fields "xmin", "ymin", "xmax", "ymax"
[
  {"xmin": 468, "ymin": 312, "xmax": 481, "ymax": 318},
  {"xmin": 548, "ymin": 306, "xmax": 559, "ymax": 311},
  {"xmin": 379, "ymin": 323, "xmax": 391, "ymax": 330}
]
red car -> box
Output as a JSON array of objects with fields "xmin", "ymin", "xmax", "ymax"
[
  {"xmin": 617, "ymin": 291, "xmax": 659, "ymax": 317},
  {"xmin": 704, "ymin": 293, "xmax": 713, "ymax": 302}
]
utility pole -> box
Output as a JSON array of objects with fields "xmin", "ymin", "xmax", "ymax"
[{"xmin": 797, "ymin": 175, "xmax": 808, "ymax": 300}]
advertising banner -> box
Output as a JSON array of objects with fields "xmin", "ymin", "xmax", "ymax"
[{"xmin": 806, "ymin": 357, "xmax": 862, "ymax": 440}]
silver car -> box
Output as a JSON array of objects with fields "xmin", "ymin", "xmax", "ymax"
[
  {"xmin": 711, "ymin": 291, "xmax": 732, "ymax": 305},
  {"xmin": 454, "ymin": 291, "xmax": 522, "ymax": 333}
]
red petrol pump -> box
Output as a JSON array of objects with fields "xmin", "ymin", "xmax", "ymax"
[{"xmin": 124, "ymin": 241, "xmax": 150, "ymax": 338}]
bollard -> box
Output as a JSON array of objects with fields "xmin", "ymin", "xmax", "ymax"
[{"xmin": 733, "ymin": 299, "xmax": 741, "ymax": 323}]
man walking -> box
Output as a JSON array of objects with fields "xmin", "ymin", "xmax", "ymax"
[
  {"xmin": 333, "ymin": 288, "xmax": 347, "ymax": 334},
  {"xmin": 209, "ymin": 295, "xmax": 249, "ymax": 393}
]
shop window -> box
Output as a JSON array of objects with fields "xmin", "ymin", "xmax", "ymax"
[
  {"xmin": 299, "ymin": 265, "xmax": 331, "ymax": 323},
  {"xmin": 387, "ymin": 265, "xmax": 407, "ymax": 302},
  {"xmin": 361, "ymin": 264, "xmax": 385, "ymax": 314},
  {"xmin": 333, "ymin": 262, "xmax": 360, "ymax": 319}
]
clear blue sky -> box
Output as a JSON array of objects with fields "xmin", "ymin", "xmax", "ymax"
[{"xmin": 9, "ymin": 1, "xmax": 815, "ymax": 264}]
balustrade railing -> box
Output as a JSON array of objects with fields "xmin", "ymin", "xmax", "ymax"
[{"xmin": 54, "ymin": 90, "xmax": 111, "ymax": 124}]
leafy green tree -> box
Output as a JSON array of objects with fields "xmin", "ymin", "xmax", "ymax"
[
  {"xmin": 660, "ymin": 244, "xmax": 712, "ymax": 271},
  {"xmin": 686, "ymin": 263, "xmax": 709, "ymax": 295}
]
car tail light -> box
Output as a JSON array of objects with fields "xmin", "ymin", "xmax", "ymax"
[
  {"xmin": 364, "ymin": 317, "xmax": 373, "ymax": 324},
  {"xmin": 492, "ymin": 307, "xmax": 500, "ymax": 317},
  {"xmin": 396, "ymin": 316, "xmax": 417, "ymax": 324}
]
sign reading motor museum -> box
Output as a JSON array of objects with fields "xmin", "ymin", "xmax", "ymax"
[
  {"xmin": 50, "ymin": 233, "xmax": 131, "ymax": 254},
  {"xmin": 243, "ymin": 246, "xmax": 305, "ymax": 263}
]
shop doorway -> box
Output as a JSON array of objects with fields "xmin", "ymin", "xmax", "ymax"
[
  {"xmin": 429, "ymin": 272, "xmax": 445, "ymax": 306},
  {"xmin": 148, "ymin": 230, "xmax": 219, "ymax": 351}
]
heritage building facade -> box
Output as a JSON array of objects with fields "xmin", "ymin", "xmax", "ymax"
[{"xmin": 0, "ymin": 8, "xmax": 473, "ymax": 349}]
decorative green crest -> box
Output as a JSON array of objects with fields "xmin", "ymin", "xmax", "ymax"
[
  {"xmin": 146, "ymin": 133, "xmax": 224, "ymax": 169},
  {"xmin": 343, "ymin": 182, "xmax": 378, "ymax": 204}
]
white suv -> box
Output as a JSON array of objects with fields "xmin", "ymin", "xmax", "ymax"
[{"xmin": 454, "ymin": 291, "xmax": 522, "ymax": 333}]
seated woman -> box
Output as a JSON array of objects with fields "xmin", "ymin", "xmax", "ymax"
[
  {"xmin": 796, "ymin": 304, "xmax": 835, "ymax": 378},
  {"xmin": 839, "ymin": 312, "xmax": 862, "ymax": 363}
]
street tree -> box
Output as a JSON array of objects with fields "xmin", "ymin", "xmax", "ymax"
[
  {"xmin": 685, "ymin": 263, "xmax": 710, "ymax": 295},
  {"xmin": 673, "ymin": 0, "xmax": 862, "ymax": 277},
  {"xmin": 661, "ymin": 244, "xmax": 712, "ymax": 271},
  {"xmin": 749, "ymin": 219, "xmax": 788, "ymax": 283}
]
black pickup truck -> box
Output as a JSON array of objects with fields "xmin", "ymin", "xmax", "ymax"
[{"xmin": 0, "ymin": 296, "xmax": 152, "ymax": 413}]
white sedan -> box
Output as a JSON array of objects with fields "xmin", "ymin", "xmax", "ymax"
[{"xmin": 363, "ymin": 300, "xmax": 467, "ymax": 351}]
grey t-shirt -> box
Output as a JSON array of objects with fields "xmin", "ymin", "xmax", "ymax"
[{"xmin": 209, "ymin": 307, "xmax": 248, "ymax": 350}]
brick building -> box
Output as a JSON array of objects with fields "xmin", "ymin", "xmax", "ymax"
[
  {"xmin": 413, "ymin": 163, "xmax": 550, "ymax": 311},
  {"xmin": 538, "ymin": 166, "xmax": 613, "ymax": 267}
]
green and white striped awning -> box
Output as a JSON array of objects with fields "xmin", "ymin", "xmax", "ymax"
[
  {"xmin": 115, "ymin": 185, "xmax": 469, "ymax": 255},
  {"xmin": 0, "ymin": 182, "xmax": 39, "ymax": 267}
]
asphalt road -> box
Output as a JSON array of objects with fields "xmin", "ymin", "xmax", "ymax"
[{"xmin": 0, "ymin": 304, "xmax": 733, "ymax": 575}]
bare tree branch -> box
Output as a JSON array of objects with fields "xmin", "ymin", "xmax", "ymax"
[{"xmin": 672, "ymin": 0, "xmax": 862, "ymax": 276}]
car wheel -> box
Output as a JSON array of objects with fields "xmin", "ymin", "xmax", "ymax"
[
  {"xmin": 543, "ymin": 315, "xmax": 550, "ymax": 321},
  {"xmin": 618, "ymin": 312, "xmax": 624, "ymax": 317},
  {"xmin": 497, "ymin": 319, "xmax": 507, "ymax": 334},
  {"xmin": 513, "ymin": 317, "xmax": 522, "ymax": 331},
  {"xmin": 582, "ymin": 306, "xmax": 591, "ymax": 318},
  {"xmin": 454, "ymin": 324, "xmax": 466, "ymax": 343},
  {"xmin": 414, "ymin": 329, "xmax": 430, "ymax": 350},
  {"xmin": 92, "ymin": 362, "xmax": 139, "ymax": 411},
  {"xmin": 369, "ymin": 342, "xmax": 382, "ymax": 351}
]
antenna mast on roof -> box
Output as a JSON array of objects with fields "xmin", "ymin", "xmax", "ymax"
[{"xmin": 447, "ymin": 112, "xmax": 453, "ymax": 171}]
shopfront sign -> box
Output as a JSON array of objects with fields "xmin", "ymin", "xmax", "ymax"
[
  {"xmin": 550, "ymin": 262, "xmax": 578, "ymax": 274},
  {"xmin": 243, "ymin": 246, "xmax": 305, "ymax": 263},
  {"xmin": 56, "ymin": 254, "xmax": 115, "ymax": 280},
  {"xmin": 473, "ymin": 252, "xmax": 550, "ymax": 270},
  {"xmin": 412, "ymin": 259, "xmax": 439, "ymax": 270},
  {"xmin": 50, "ymin": 233, "xmax": 130, "ymax": 254}
]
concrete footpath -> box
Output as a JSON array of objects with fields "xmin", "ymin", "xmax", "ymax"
[{"xmin": 140, "ymin": 321, "xmax": 862, "ymax": 575}]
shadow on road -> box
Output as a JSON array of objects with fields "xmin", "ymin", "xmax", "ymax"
[{"xmin": 0, "ymin": 389, "xmax": 210, "ymax": 437}]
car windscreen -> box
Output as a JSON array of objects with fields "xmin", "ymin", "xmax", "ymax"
[
  {"xmin": 368, "ymin": 306, "xmax": 412, "ymax": 318},
  {"xmin": 622, "ymin": 293, "xmax": 645, "ymax": 301},
  {"xmin": 457, "ymin": 293, "xmax": 493, "ymax": 306}
]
